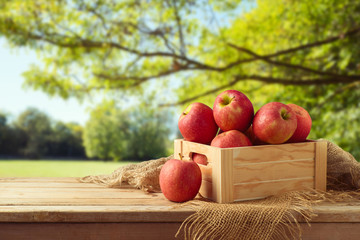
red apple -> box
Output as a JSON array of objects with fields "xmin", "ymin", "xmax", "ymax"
[
  {"xmin": 192, "ymin": 153, "xmax": 208, "ymax": 165},
  {"xmin": 211, "ymin": 130, "xmax": 252, "ymax": 148},
  {"xmin": 178, "ymin": 102, "xmax": 218, "ymax": 144},
  {"xmin": 286, "ymin": 104, "xmax": 312, "ymax": 143},
  {"xmin": 245, "ymin": 125, "xmax": 267, "ymax": 145},
  {"xmin": 253, "ymin": 102, "xmax": 297, "ymax": 144},
  {"xmin": 159, "ymin": 158, "xmax": 202, "ymax": 202},
  {"xmin": 213, "ymin": 90, "xmax": 254, "ymax": 132}
]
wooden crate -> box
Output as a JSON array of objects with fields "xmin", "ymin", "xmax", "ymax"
[{"xmin": 174, "ymin": 139, "xmax": 327, "ymax": 203}]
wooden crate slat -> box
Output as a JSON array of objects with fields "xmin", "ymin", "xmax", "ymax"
[
  {"xmin": 219, "ymin": 149, "xmax": 234, "ymax": 203},
  {"xmin": 232, "ymin": 142, "xmax": 315, "ymax": 164},
  {"xmin": 180, "ymin": 140, "xmax": 214, "ymax": 162},
  {"xmin": 233, "ymin": 177, "xmax": 314, "ymax": 201},
  {"xmin": 315, "ymin": 141, "xmax": 327, "ymax": 191},
  {"xmin": 233, "ymin": 159, "xmax": 315, "ymax": 184},
  {"xmin": 173, "ymin": 139, "xmax": 183, "ymax": 160},
  {"xmin": 210, "ymin": 147, "xmax": 222, "ymax": 202}
]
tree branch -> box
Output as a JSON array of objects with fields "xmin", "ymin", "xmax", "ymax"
[
  {"xmin": 316, "ymin": 82, "xmax": 360, "ymax": 109},
  {"xmin": 171, "ymin": 0, "xmax": 186, "ymax": 56},
  {"xmin": 220, "ymin": 26, "xmax": 360, "ymax": 71},
  {"xmin": 160, "ymin": 77, "xmax": 242, "ymax": 107},
  {"xmin": 96, "ymin": 24, "xmax": 360, "ymax": 87},
  {"xmin": 136, "ymin": 24, "xmax": 177, "ymax": 54},
  {"xmin": 265, "ymin": 26, "xmax": 360, "ymax": 58},
  {"xmin": 19, "ymin": 14, "xmax": 360, "ymax": 80},
  {"xmin": 240, "ymin": 75, "xmax": 360, "ymax": 85},
  {"xmin": 161, "ymin": 75, "xmax": 360, "ymax": 107},
  {"xmin": 94, "ymin": 67, "xmax": 187, "ymax": 86},
  {"xmin": 228, "ymin": 43, "xmax": 360, "ymax": 79},
  {"xmin": 18, "ymin": 28, "xmax": 211, "ymax": 69}
]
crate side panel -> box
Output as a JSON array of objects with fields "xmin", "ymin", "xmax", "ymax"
[
  {"xmin": 233, "ymin": 177, "xmax": 314, "ymax": 201},
  {"xmin": 210, "ymin": 148, "xmax": 223, "ymax": 203},
  {"xmin": 233, "ymin": 159, "xmax": 315, "ymax": 184},
  {"xmin": 219, "ymin": 149, "xmax": 234, "ymax": 203},
  {"xmin": 233, "ymin": 142, "xmax": 315, "ymax": 164},
  {"xmin": 182, "ymin": 140, "xmax": 214, "ymax": 162},
  {"xmin": 315, "ymin": 141, "xmax": 327, "ymax": 191},
  {"xmin": 173, "ymin": 139, "xmax": 183, "ymax": 160}
]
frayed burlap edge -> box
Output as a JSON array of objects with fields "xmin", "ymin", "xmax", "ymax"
[
  {"xmin": 78, "ymin": 155, "xmax": 172, "ymax": 192},
  {"xmin": 176, "ymin": 191, "xmax": 315, "ymax": 240},
  {"xmin": 175, "ymin": 189, "xmax": 360, "ymax": 240}
]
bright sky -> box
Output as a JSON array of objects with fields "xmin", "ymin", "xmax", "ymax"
[{"xmin": 0, "ymin": 39, "xmax": 90, "ymax": 125}]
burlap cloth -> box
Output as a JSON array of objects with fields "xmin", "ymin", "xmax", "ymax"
[{"xmin": 79, "ymin": 140, "xmax": 360, "ymax": 240}]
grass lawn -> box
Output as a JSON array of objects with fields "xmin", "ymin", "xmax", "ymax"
[{"xmin": 0, "ymin": 160, "xmax": 136, "ymax": 178}]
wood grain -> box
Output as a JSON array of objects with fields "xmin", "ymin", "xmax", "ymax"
[
  {"xmin": 310, "ymin": 204, "xmax": 360, "ymax": 223},
  {"xmin": 219, "ymin": 148, "xmax": 234, "ymax": 203},
  {"xmin": 233, "ymin": 177, "xmax": 314, "ymax": 201},
  {"xmin": 0, "ymin": 177, "xmax": 170, "ymax": 207},
  {"xmin": 209, "ymin": 146, "xmax": 222, "ymax": 202},
  {"xmin": 0, "ymin": 223, "xmax": 182, "ymax": 240},
  {"xmin": 0, "ymin": 205, "xmax": 193, "ymax": 223},
  {"xmin": 181, "ymin": 140, "xmax": 214, "ymax": 162},
  {"xmin": 315, "ymin": 141, "xmax": 327, "ymax": 191},
  {"xmin": 1, "ymin": 177, "xmax": 360, "ymax": 240},
  {"xmin": 232, "ymin": 142, "xmax": 315, "ymax": 164},
  {"xmin": 1, "ymin": 222, "xmax": 360, "ymax": 240},
  {"xmin": 299, "ymin": 223, "xmax": 360, "ymax": 240},
  {"xmin": 0, "ymin": 198, "xmax": 171, "ymax": 206},
  {"xmin": 1, "ymin": 189, "xmax": 359, "ymax": 224},
  {"xmin": 0, "ymin": 177, "xmax": 81, "ymax": 182},
  {"xmin": 233, "ymin": 159, "xmax": 314, "ymax": 184},
  {"xmin": 173, "ymin": 139, "xmax": 183, "ymax": 160}
]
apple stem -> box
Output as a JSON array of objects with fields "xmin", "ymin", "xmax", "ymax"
[{"xmin": 179, "ymin": 153, "xmax": 183, "ymax": 161}]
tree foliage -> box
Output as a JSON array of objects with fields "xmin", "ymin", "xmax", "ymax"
[
  {"xmin": 0, "ymin": 112, "xmax": 27, "ymax": 156},
  {"xmin": 83, "ymin": 101, "xmax": 171, "ymax": 161},
  {"xmin": 48, "ymin": 122, "xmax": 86, "ymax": 157},
  {"xmin": 0, "ymin": 108, "xmax": 86, "ymax": 159},
  {"xmin": 16, "ymin": 108, "xmax": 53, "ymax": 158},
  {"xmin": 1, "ymin": 0, "xmax": 360, "ymax": 159}
]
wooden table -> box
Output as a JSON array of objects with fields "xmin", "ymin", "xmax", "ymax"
[{"xmin": 1, "ymin": 177, "xmax": 360, "ymax": 240}]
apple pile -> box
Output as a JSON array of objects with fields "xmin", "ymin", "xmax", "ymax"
[{"xmin": 159, "ymin": 89, "xmax": 312, "ymax": 202}]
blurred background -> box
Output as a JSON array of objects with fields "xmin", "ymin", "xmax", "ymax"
[{"xmin": 0, "ymin": 0, "xmax": 359, "ymax": 177}]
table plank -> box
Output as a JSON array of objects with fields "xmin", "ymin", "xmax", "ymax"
[
  {"xmin": 0, "ymin": 223, "xmax": 183, "ymax": 240},
  {"xmin": 1, "ymin": 177, "xmax": 360, "ymax": 240},
  {"xmin": 0, "ymin": 198, "xmax": 172, "ymax": 206},
  {"xmin": 2, "ymin": 188, "xmax": 159, "ymax": 198},
  {"xmin": 0, "ymin": 205, "xmax": 193, "ymax": 223},
  {"xmin": 0, "ymin": 177, "xmax": 82, "ymax": 183},
  {"xmin": 1, "ymin": 222, "xmax": 360, "ymax": 240}
]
